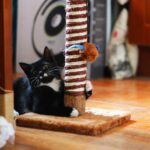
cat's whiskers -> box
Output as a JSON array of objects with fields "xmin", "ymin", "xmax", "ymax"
[
  {"xmin": 30, "ymin": 77, "xmax": 38, "ymax": 83},
  {"xmin": 30, "ymin": 76, "xmax": 41, "ymax": 88},
  {"xmin": 35, "ymin": 79, "xmax": 40, "ymax": 86},
  {"xmin": 32, "ymin": 80, "xmax": 39, "ymax": 88},
  {"xmin": 47, "ymin": 68, "xmax": 60, "ymax": 73},
  {"xmin": 48, "ymin": 66, "xmax": 60, "ymax": 70},
  {"xmin": 29, "ymin": 76, "xmax": 38, "ymax": 80}
]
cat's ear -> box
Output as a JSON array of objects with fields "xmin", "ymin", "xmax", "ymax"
[
  {"xmin": 43, "ymin": 47, "xmax": 56, "ymax": 63},
  {"xmin": 19, "ymin": 62, "xmax": 31, "ymax": 74}
]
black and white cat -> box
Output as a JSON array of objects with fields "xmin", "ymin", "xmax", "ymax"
[{"xmin": 14, "ymin": 47, "xmax": 92, "ymax": 117}]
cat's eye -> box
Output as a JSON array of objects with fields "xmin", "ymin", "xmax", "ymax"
[{"xmin": 43, "ymin": 65, "xmax": 49, "ymax": 70}]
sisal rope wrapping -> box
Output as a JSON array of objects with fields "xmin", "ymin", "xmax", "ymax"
[
  {"xmin": 65, "ymin": 0, "xmax": 88, "ymax": 47},
  {"xmin": 64, "ymin": 0, "xmax": 88, "ymax": 114}
]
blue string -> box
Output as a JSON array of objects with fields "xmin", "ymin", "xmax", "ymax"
[{"xmin": 65, "ymin": 44, "xmax": 85, "ymax": 51}]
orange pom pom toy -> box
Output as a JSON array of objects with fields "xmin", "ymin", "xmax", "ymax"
[{"xmin": 80, "ymin": 43, "xmax": 99, "ymax": 62}]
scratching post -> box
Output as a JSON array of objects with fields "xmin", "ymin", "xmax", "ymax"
[
  {"xmin": 16, "ymin": 0, "xmax": 131, "ymax": 136},
  {"xmin": 64, "ymin": 0, "xmax": 88, "ymax": 114}
]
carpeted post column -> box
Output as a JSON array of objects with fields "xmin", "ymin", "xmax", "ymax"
[{"xmin": 64, "ymin": 0, "xmax": 88, "ymax": 115}]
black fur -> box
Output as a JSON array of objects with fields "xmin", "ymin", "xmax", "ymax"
[
  {"xmin": 13, "ymin": 77, "xmax": 32, "ymax": 114},
  {"xmin": 14, "ymin": 47, "xmax": 92, "ymax": 116}
]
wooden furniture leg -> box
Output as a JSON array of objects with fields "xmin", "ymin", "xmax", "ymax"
[{"xmin": 0, "ymin": 0, "xmax": 13, "ymax": 123}]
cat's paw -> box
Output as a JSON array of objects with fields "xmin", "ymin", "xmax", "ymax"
[
  {"xmin": 70, "ymin": 108, "xmax": 79, "ymax": 117},
  {"xmin": 13, "ymin": 110, "xmax": 19, "ymax": 117},
  {"xmin": 85, "ymin": 80, "xmax": 93, "ymax": 99},
  {"xmin": 86, "ymin": 80, "xmax": 93, "ymax": 91}
]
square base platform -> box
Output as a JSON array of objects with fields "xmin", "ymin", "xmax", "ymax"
[{"xmin": 16, "ymin": 108, "xmax": 131, "ymax": 136}]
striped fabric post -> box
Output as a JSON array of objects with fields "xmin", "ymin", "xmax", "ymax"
[
  {"xmin": 64, "ymin": 0, "xmax": 88, "ymax": 114},
  {"xmin": 65, "ymin": 45, "xmax": 87, "ymax": 95},
  {"xmin": 65, "ymin": 0, "xmax": 88, "ymax": 47}
]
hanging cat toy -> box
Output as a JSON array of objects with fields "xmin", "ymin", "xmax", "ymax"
[{"xmin": 64, "ymin": 0, "xmax": 99, "ymax": 115}]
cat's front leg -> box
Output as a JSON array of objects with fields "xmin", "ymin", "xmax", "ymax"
[{"xmin": 85, "ymin": 80, "xmax": 93, "ymax": 99}]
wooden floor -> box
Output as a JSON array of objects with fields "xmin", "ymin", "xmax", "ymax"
[{"xmin": 3, "ymin": 79, "xmax": 150, "ymax": 150}]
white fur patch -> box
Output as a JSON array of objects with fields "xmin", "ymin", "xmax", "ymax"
[
  {"xmin": 86, "ymin": 80, "xmax": 93, "ymax": 92},
  {"xmin": 40, "ymin": 78, "xmax": 61, "ymax": 92},
  {"xmin": 13, "ymin": 110, "xmax": 19, "ymax": 117},
  {"xmin": 70, "ymin": 108, "xmax": 79, "ymax": 117}
]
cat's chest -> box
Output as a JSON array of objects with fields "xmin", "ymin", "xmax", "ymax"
[{"xmin": 39, "ymin": 78, "xmax": 61, "ymax": 92}]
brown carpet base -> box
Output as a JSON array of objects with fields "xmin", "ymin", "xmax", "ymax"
[{"xmin": 16, "ymin": 108, "xmax": 131, "ymax": 136}]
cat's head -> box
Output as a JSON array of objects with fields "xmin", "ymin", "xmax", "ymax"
[{"xmin": 19, "ymin": 47, "xmax": 63, "ymax": 88}]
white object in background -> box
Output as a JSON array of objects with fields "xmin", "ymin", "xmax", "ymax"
[
  {"xmin": 109, "ymin": 8, "xmax": 128, "ymax": 46},
  {"xmin": 16, "ymin": 0, "xmax": 66, "ymax": 72},
  {"xmin": 126, "ymin": 40, "xmax": 139, "ymax": 76},
  {"xmin": 108, "ymin": 9, "xmax": 133, "ymax": 79},
  {"xmin": 117, "ymin": 0, "xmax": 128, "ymax": 5},
  {"xmin": 109, "ymin": 44, "xmax": 127, "ymax": 70},
  {"xmin": 108, "ymin": 44, "xmax": 132, "ymax": 79},
  {"xmin": 0, "ymin": 117, "xmax": 15, "ymax": 148}
]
